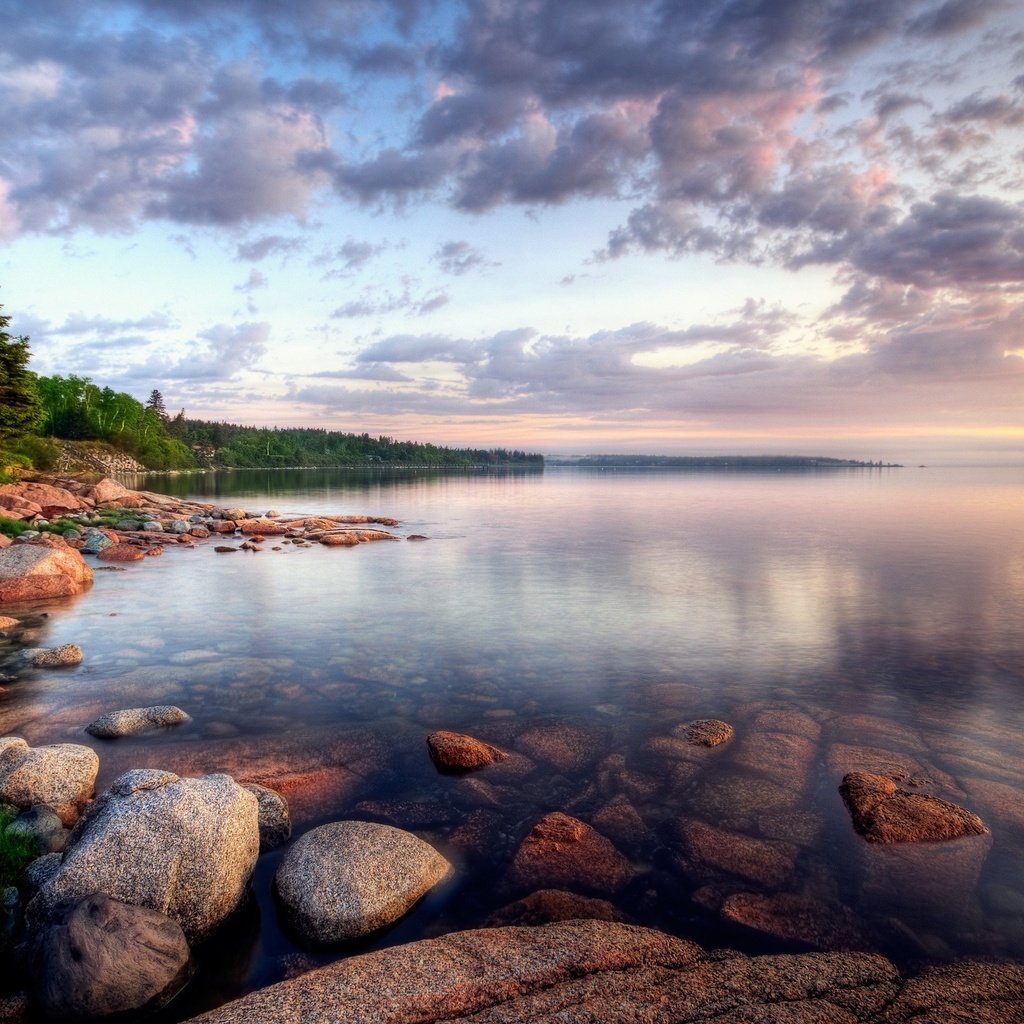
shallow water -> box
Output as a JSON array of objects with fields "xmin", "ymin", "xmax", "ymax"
[{"xmin": 3, "ymin": 465, "xmax": 1024, "ymax": 1016}]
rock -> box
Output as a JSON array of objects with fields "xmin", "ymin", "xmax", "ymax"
[
  {"xmin": 0, "ymin": 493, "xmax": 42, "ymax": 517},
  {"xmin": 5, "ymin": 805, "xmax": 67, "ymax": 854},
  {"xmin": 0, "ymin": 616, "xmax": 18, "ymax": 629},
  {"xmin": 178, "ymin": 920, "xmax": 925, "ymax": 1024},
  {"xmin": 241, "ymin": 783, "xmax": 292, "ymax": 852},
  {"xmin": 81, "ymin": 529, "xmax": 115, "ymax": 554},
  {"xmin": 839, "ymin": 771, "xmax": 988, "ymax": 843},
  {"xmin": 29, "ymin": 894, "xmax": 191, "ymax": 1021},
  {"xmin": 733, "ymin": 730, "xmax": 817, "ymax": 791},
  {"xmin": 0, "ymin": 542, "xmax": 93, "ymax": 603},
  {"xmin": 590, "ymin": 795, "xmax": 649, "ymax": 851},
  {"xmin": 97, "ymin": 543, "xmax": 146, "ymax": 562},
  {"xmin": 30, "ymin": 643, "xmax": 84, "ymax": 667},
  {"xmin": 239, "ymin": 519, "xmax": 288, "ymax": 536},
  {"xmin": 486, "ymin": 889, "xmax": 628, "ymax": 927},
  {"xmin": 224, "ymin": 508, "xmax": 247, "ymax": 521},
  {"xmin": 210, "ymin": 521, "xmax": 237, "ymax": 534},
  {"xmin": 427, "ymin": 730, "xmax": 506, "ymax": 772},
  {"xmin": 319, "ymin": 532, "xmax": 360, "ymax": 547},
  {"xmin": 675, "ymin": 818, "xmax": 799, "ymax": 888},
  {"xmin": 86, "ymin": 705, "xmax": 191, "ymax": 738},
  {"xmin": 673, "ymin": 719, "xmax": 735, "ymax": 747},
  {"xmin": 0, "ymin": 483, "xmax": 85, "ymax": 514},
  {"xmin": 515, "ymin": 723, "xmax": 605, "ymax": 773},
  {"xmin": 0, "ymin": 737, "xmax": 98, "ymax": 826},
  {"xmin": 274, "ymin": 820, "xmax": 452, "ymax": 943},
  {"xmin": 28, "ymin": 769, "xmax": 260, "ymax": 941},
  {"xmin": 720, "ymin": 891, "xmax": 867, "ymax": 949},
  {"xmin": 749, "ymin": 708, "xmax": 822, "ymax": 741},
  {"xmin": 88, "ymin": 478, "xmax": 132, "ymax": 504},
  {"xmin": 214, "ymin": 545, "xmax": 238, "ymax": 553},
  {"xmin": 505, "ymin": 812, "xmax": 635, "ymax": 896}
]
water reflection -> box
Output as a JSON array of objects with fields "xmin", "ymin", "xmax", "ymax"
[{"xmin": 3, "ymin": 466, "xmax": 1024, "ymax": 1009}]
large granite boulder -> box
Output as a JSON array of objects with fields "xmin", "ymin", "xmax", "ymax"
[
  {"xmin": 86, "ymin": 705, "xmax": 191, "ymax": 738},
  {"xmin": 29, "ymin": 894, "xmax": 190, "ymax": 1022},
  {"xmin": 274, "ymin": 820, "xmax": 452, "ymax": 943},
  {"xmin": 178, "ymin": 919, "xmax": 1024, "ymax": 1024},
  {"xmin": 0, "ymin": 541, "xmax": 93, "ymax": 603},
  {"xmin": 0, "ymin": 737, "xmax": 98, "ymax": 826},
  {"xmin": 87, "ymin": 478, "xmax": 132, "ymax": 504},
  {"xmin": 28, "ymin": 769, "xmax": 259, "ymax": 941}
]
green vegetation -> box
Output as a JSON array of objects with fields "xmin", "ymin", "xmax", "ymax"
[
  {"xmin": 0, "ymin": 306, "xmax": 43, "ymax": 476},
  {"xmin": 0, "ymin": 805, "xmax": 39, "ymax": 890}
]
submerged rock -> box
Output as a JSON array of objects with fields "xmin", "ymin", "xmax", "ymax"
[
  {"xmin": 29, "ymin": 894, "xmax": 191, "ymax": 1022},
  {"xmin": 86, "ymin": 705, "xmax": 191, "ymax": 739},
  {"xmin": 486, "ymin": 889, "xmax": 628, "ymax": 927},
  {"xmin": 30, "ymin": 643, "xmax": 83, "ymax": 667},
  {"xmin": 274, "ymin": 820, "xmax": 452, "ymax": 944},
  {"xmin": 673, "ymin": 719, "xmax": 735, "ymax": 747},
  {"xmin": 839, "ymin": 771, "xmax": 988, "ymax": 843},
  {"xmin": 426, "ymin": 730, "xmax": 507, "ymax": 772},
  {"xmin": 241, "ymin": 783, "xmax": 292, "ymax": 852}
]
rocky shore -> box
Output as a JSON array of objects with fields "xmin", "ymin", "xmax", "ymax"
[{"xmin": 2, "ymin": 474, "xmax": 1024, "ymax": 1022}]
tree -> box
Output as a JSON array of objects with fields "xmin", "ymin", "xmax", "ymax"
[
  {"xmin": 146, "ymin": 388, "xmax": 167, "ymax": 421},
  {"xmin": 0, "ymin": 306, "xmax": 41, "ymax": 449}
]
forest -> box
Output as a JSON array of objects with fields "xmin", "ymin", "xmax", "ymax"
[{"xmin": 0, "ymin": 310, "xmax": 543, "ymax": 472}]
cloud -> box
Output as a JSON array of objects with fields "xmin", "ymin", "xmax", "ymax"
[
  {"xmin": 434, "ymin": 240, "xmax": 493, "ymax": 275},
  {"xmin": 234, "ymin": 269, "xmax": 267, "ymax": 293},
  {"xmin": 314, "ymin": 238, "xmax": 387, "ymax": 278},
  {"xmin": 236, "ymin": 235, "xmax": 305, "ymax": 261},
  {"xmin": 133, "ymin": 321, "xmax": 271, "ymax": 381},
  {"xmin": 331, "ymin": 284, "xmax": 448, "ymax": 319}
]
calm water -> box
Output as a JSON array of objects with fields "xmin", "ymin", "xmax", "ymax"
[{"xmin": 3, "ymin": 465, "xmax": 1024, "ymax": 1015}]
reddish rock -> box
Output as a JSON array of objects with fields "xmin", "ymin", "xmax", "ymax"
[
  {"xmin": 839, "ymin": 772, "xmax": 988, "ymax": 843},
  {"xmin": 749, "ymin": 708, "xmax": 822, "ymax": 741},
  {"xmin": 673, "ymin": 719, "xmax": 734, "ymax": 747},
  {"xmin": 962, "ymin": 777, "xmax": 1024, "ymax": 835},
  {"xmin": 516, "ymin": 723, "xmax": 605, "ymax": 773},
  {"xmin": 687, "ymin": 771, "xmax": 800, "ymax": 826},
  {"xmin": 733, "ymin": 731, "xmax": 817, "ymax": 791},
  {"xmin": 87, "ymin": 478, "xmax": 132, "ymax": 504},
  {"xmin": 97, "ymin": 543, "xmax": 146, "ymax": 562},
  {"xmin": 214, "ymin": 546, "xmax": 238, "ymax": 554},
  {"xmin": 0, "ymin": 542, "xmax": 93, "ymax": 603},
  {"xmin": 505, "ymin": 812, "xmax": 635, "ymax": 895},
  {"xmin": 210, "ymin": 521, "xmax": 237, "ymax": 533},
  {"xmin": 427, "ymin": 730, "xmax": 507, "ymax": 772},
  {"xmin": 676, "ymin": 818, "xmax": 798, "ymax": 888},
  {"xmin": 720, "ymin": 891, "xmax": 867, "ymax": 950},
  {"xmin": 0, "ymin": 482, "xmax": 86, "ymax": 513},
  {"xmin": 446, "ymin": 809, "xmax": 505, "ymax": 858},
  {"xmin": 827, "ymin": 744, "xmax": 959, "ymax": 793},
  {"xmin": 0, "ymin": 535, "xmax": 10, "ymax": 549},
  {"xmin": 590, "ymin": 795, "xmax": 649, "ymax": 850},
  {"xmin": 320, "ymin": 532, "xmax": 360, "ymax": 547},
  {"xmin": 239, "ymin": 519, "xmax": 288, "ymax": 535},
  {"xmin": 189, "ymin": 526, "xmax": 210, "ymax": 538},
  {"xmin": 0, "ymin": 493, "xmax": 42, "ymax": 518},
  {"xmin": 486, "ymin": 889, "xmax": 628, "ymax": 927}
]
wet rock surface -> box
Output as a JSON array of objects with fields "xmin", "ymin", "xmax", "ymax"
[{"xmin": 180, "ymin": 920, "xmax": 1024, "ymax": 1024}]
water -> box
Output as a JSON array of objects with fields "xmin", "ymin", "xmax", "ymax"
[{"xmin": 3, "ymin": 465, "xmax": 1024, "ymax": 1015}]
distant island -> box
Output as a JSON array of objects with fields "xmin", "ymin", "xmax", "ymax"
[{"xmin": 549, "ymin": 455, "xmax": 902, "ymax": 469}]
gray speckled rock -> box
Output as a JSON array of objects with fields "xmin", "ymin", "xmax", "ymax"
[
  {"xmin": 0, "ymin": 737, "xmax": 98, "ymax": 826},
  {"xmin": 30, "ymin": 643, "xmax": 84, "ymax": 668},
  {"xmin": 242, "ymin": 783, "xmax": 292, "ymax": 852},
  {"xmin": 5, "ymin": 804, "xmax": 67, "ymax": 854},
  {"xmin": 27, "ymin": 769, "xmax": 259, "ymax": 942},
  {"xmin": 86, "ymin": 705, "xmax": 191, "ymax": 739},
  {"xmin": 30, "ymin": 893, "xmax": 191, "ymax": 1021},
  {"xmin": 274, "ymin": 820, "xmax": 452, "ymax": 943}
]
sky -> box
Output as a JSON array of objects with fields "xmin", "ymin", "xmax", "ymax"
[{"xmin": 1, "ymin": 0, "xmax": 1023, "ymax": 462}]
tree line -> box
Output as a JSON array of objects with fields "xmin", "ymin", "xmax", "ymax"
[{"xmin": 0, "ymin": 307, "xmax": 543, "ymax": 472}]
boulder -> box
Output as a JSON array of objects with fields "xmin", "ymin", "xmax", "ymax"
[
  {"xmin": 426, "ymin": 730, "xmax": 506, "ymax": 772},
  {"xmin": 0, "ymin": 737, "xmax": 98, "ymax": 826},
  {"xmin": 239, "ymin": 519, "xmax": 288, "ymax": 536},
  {"xmin": 177, "ymin": 920, "xmax": 912, "ymax": 1024},
  {"xmin": 733, "ymin": 730, "xmax": 817, "ymax": 791},
  {"xmin": 97, "ymin": 543, "xmax": 146, "ymax": 563},
  {"xmin": 28, "ymin": 769, "xmax": 259, "ymax": 941},
  {"xmin": 319, "ymin": 532, "xmax": 360, "ymax": 547},
  {"xmin": 505, "ymin": 812, "xmax": 635, "ymax": 895},
  {"xmin": 515, "ymin": 723, "xmax": 606, "ymax": 773},
  {"xmin": 30, "ymin": 643, "xmax": 83, "ymax": 667},
  {"xmin": 720, "ymin": 891, "xmax": 868, "ymax": 950},
  {"xmin": 274, "ymin": 820, "xmax": 452, "ymax": 943},
  {"xmin": 86, "ymin": 705, "xmax": 191, "ymax": 739},
  {"xmin": 0, "ymin": 543, "xmax": 93, "ymax": 603},
  {"xmin": 87, "ymin": 478, "xmax": 132, "ymax": 504},
  {"xmin": 0, "ymin": 483, "xmax": 85, "ymax": 514},
  {"xmin": 5, "ymin": 805, "xmax": 67, "ymax": 855},
  {"xmin": 839, "ymin": 771, "xmax": 988, "ymax": 843},
  {"xmin": 486, "ymin": 889, "xmax": 628, "ymax": 927},
  {"xmin": 241, "ymin": 783, "xmax": 292, "ymax": 852},
  {"xmin": 672, "ymin": 719, "xmax": 735, "ymax": 747},
  {"xmin": 675, "ymin": 818, "xmax": 798, "ymax": 888},
  {"xmin": 30, "ymin": 893, "xmax": 190, "ymax": 1021}
]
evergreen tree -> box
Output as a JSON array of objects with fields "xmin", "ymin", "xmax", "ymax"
[
  {"xmin": 146, "ymin": 388, "xmax": 168, "ymax": 420},
  {"xmin": 0, "ymin": 306, "xmax": 41, "ymax": 449}
]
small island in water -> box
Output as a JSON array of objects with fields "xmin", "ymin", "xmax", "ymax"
[{"xmin": 549, "ymin": 454, "xmax": 903, "ymax": 468}]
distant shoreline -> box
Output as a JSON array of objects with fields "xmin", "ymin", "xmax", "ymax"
[{"xmin": 547, "ymin": 455, "xmax": 904, "ymax": 469}]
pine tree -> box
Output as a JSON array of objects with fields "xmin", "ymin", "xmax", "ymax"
[
  {"xmin": 146, "ymin": 388, "xmax": 168, "ymax": 421},
  {"xmin": 0, "ymin": 306, "xmax": 41, "ymax": 449}
]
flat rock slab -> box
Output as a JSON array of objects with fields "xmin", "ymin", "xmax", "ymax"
[
  {"xmin": 274, "ymin": 820, "xmax": 452, "ymax": 943},
  {"xmin": 86, "ymin": 705, "xmax": 191, "ymax": 738},
  {"xmin": 180, "ymin": 919, "xmax": 1024, "ymax": 1024},
  {"xmin": 840, "ymin": 771, "xmax": 988, "ymax": 843}
]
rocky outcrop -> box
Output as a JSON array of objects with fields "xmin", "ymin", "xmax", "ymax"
[
  {"xmin": 505, "ymin": 812, "xmax": 635, "ymax": 895},
  {"xmin": 0, "ymin": 737, "xmax": 98, "ymax": 826},
  {"xmin": 29, "ymin": 894, "xmax": 191, "ymax": 1022},
  {"xmin": 241, "ymin": 783, "xmax": 292, "ymax": 852},
  {"xmin": 0, "ymin": 540, "xmax": 93, "ymax": 604},
  {"xmin": 274, "ymin": 820, "xmax": 452, "ymax": 943},
  {"xmin": 179, "ymin": 919, "xmax": 1024, "ymax": 1024},
  {"xmin": 28, "ymin": 769, "xmax": 260, "ymax": 942},
  {"xmin": 426, "ymin": 730, "xmax": 506, "ymax": 772},
  {"xmin": 839, "ymin": 771, "xmax": 988, "ymax": 843},
  {"xmin": 85, "ymin": 705, "xmax": 191, "ymax": 738}
]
